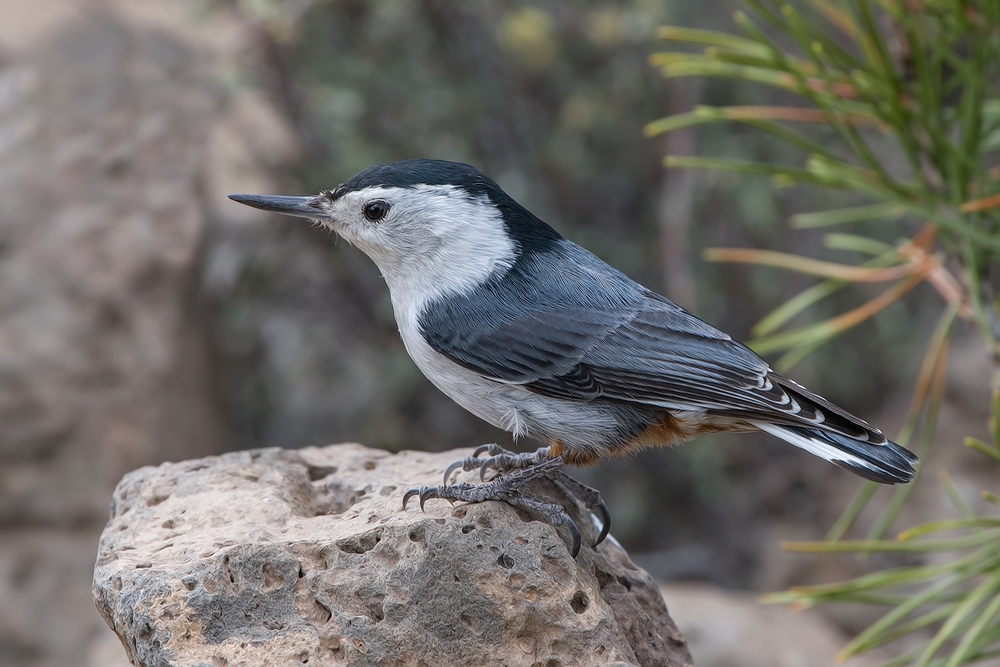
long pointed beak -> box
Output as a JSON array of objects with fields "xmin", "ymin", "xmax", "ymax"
[{"xmin": 228, "ymin": 193, "xmax": 326, "ymax": 219}]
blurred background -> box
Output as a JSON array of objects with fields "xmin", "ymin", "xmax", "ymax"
[{"xmin": 0, "ymin": 1, "xmax": 992, "ymax": 665}]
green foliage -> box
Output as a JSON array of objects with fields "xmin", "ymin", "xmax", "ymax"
[
  {"xmin": 766, "ymin": 390, "xmax": 1000, "ymax": 667},
  {"xmin": 649, "ymin": 1, "xmax": 1000, "ymax": 665}
]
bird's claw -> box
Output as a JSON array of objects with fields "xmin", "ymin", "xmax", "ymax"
[
  {"xmin": 566, "ymin": 515, "xmax": 582, "ymax": 558},
  {"xmin": 401, "ymin": 487, "xmax": 422, "ymax": 511},
  {"xmin": 442, "ymin": 461, "xmax": 464, "ymax": 486},
  {"xmin": 403, "ymin": 485, "xmax": 461, "ymax": 512},
  {"xmin": 594, "ymin": 499, "xmax": 611, "ymax": 547},
  {"xmin": 473, "ymin": 443, "xmax": 497, "ymax": 458}
]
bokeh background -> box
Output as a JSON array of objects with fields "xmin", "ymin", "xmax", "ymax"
[{"xmin": 0, "ymin": 1, "xmax": 991, "ymax": 665}]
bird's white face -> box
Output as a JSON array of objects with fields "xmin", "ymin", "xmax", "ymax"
[{"xmin": 310, "ymin": 184, "xmax": 516, "ymax": 308}]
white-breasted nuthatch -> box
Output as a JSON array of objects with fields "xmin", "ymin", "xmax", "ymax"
[{"xmin": 230, "ymin": 159, "xmax": 917, "ymax": 557}]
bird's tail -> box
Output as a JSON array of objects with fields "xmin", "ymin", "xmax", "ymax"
[{"xmin": 753, "ymin": 421, "xmax": 918, "ymax": 484}]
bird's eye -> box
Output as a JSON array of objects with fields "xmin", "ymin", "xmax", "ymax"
[{"xmin": 362, "ymin": 199, "xmax": 390, "ymax": 222}]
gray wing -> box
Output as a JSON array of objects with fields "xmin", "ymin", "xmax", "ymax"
[{"xmin": 419, "ymin": 240, "xmax": 880, "ymax": 441}]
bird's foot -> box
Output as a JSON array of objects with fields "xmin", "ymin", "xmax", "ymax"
[
  {"xmin": 404, "ymin": 445, "xmax": 610, "ymax": 557},
  {"xmin": 442, "ymin": 443, "xmax": 552, "ymax": 484},
  {"xmin": 445, "ymin": 444, "xmax": 610, "ymax": 544}
]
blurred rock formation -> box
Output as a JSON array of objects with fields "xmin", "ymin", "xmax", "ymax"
[{"xmin": 0, "ymin": 3, "xmax": 290, "ymax": 666}]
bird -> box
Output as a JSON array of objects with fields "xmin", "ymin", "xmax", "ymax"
[{"xmin": 229, "ymin": 159, "xmax": 918, "ymax": 557}]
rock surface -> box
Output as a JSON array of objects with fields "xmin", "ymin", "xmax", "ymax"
[{"xmin": 94, "ymin": 444, "xmax": 692, "ymax": 667}]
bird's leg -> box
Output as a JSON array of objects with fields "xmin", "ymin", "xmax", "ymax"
[
  {"xmin": 410, "ymin": 445, "xmax": 611, "ymax": 557},
  {"xmin": 403, "ymin": 457, "xmax": 583, "ymax": 557}
]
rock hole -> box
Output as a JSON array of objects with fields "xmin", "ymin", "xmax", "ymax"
[
  {"xmin": 408, "ymin": 527, "xmax": 425, "ymax": 543},
  {"xmin": 298, "ymin": 564, "xmax": 305, "ymax": 578},
  {"xmin": 476, "ymin": 515, "xmax": 492, "ymax": 528},
  {"xmin": 312, "ymin": 599, "xmax": 332, "ymax": 624},
  {"xmin": 497, "ymin": 553, "xmax": 515, "ymax": 569},
  {"xmin": 161, "ymin": 519, "xmax": 176, "ymax": 529},
  {"xmin": 452, "ymin": 507, "xmax": 468, "ymax": 519},
  {"xmin": 570, "ymin": 590, "xmax": 589, "ymax": 613},
  {"xmin": 367, "ymin": 594, "xmax": 385, "ymax": 622},
  {"xmin": 307, "ymin": 465, "xmax": 337, "ymax": 481},
  {"xmin": 336, "ymin": 529, "xmax": 382, "ymax": 554},
  {"xmin": 182, "ymin": 577, "xmax": 197, "ymax": 591},
  {"xmin": 261, "ymin": 562, "xmax": 284, "ymax": 591},
  {"xmin": 147, "ymin": 494, "xmax": 170, "ymax": 507},
  {"xmin": 298, "ymin": 652, "xmax": 310, "ymax": 664},
  {"xmin": 461, "ymin": 524, "xmax": 475, "ymax": 534},
  {"xmin": 516, "ymin": 509, "xmax": 532, "ymax": 523},
  {"xmin": 514, "ymin": 537, "xmax": 528, "ymax": 545},
  {"xmin": 364, "ymin": 460, "xmax": 377, "ymax": 470},
  {"xmin": 434, "ymin": 518, "xmax": 445, "ymax": 525},
  {"xmin": 616, "ymin": 575, "xmax": 633, "ymax": 591},
  {"xmin": 460, "ymin": 612, "xmax": 484, "ymax": 636},
  {"xmin": 224, "ymin": 556, "xmax": 236, "ymax": 584},
  {"xmin": 546, "ymin": 660, "xmax": 561, "ymax": 667},
  {"xmin": 378, "ymin": 485, "xmax": 396, "ymax": 496}
]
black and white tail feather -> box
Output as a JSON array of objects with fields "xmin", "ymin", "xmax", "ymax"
[
  {"xmin": 755, "ymin": 422, "xmax": 916, "ymax": 483},
  {"xmin": 749, "ymin": 375, "xmax": 917, "ymax": 484}
]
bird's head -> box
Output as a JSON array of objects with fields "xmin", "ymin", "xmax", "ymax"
[{"xmin": 229, "ymin": 159, "xmax": 562, "ymax": 300}]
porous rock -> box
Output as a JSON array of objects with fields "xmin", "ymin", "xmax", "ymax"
[{"xmin": 94, "ymin": 443, "xmax": 692, "ymax": 667}]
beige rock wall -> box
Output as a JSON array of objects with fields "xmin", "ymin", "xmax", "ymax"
[{"xmin": 0, "ymin": 3, "xmax": 291, "ymax": 665}]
